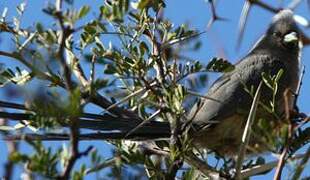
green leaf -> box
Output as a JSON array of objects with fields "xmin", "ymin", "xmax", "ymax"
[
  {"xmin": 11, "ymin": 69, "xmax": 32, "ymax": 85},
  {"xmin": 78, "ymin": 6, "xmax": 90, "ymax": 19},
  {"xmin": 139, "ymin": 41, "xmax": 149, "ymax": 55},
  {"xmin": 0, "ymin": 125, "xmax": 15, "ymax": 131},
  {"xmin": 206, "ymin": 57, "xmax": 235, "ymax": 73},
  {"xmin": 0, "ymin": 68, "xmax": 32, "ymax": 86},
  {"xmin": 137, "ymin": 0, "xmax": 151, "ymax": 9},
  {"xmin": 104, "ymin": 64, "xmax": 117, "ymax": 74},
  {"xmin": 36, "ymin": 23, "xmax": 44, "ymax": 33},
  {"xmin": 274, "ymin": 69, "xmax": 284, "ymax": 83},
  {"xmin": 261, "ymin": 72, "xmax": 273, "ymax": 90}
]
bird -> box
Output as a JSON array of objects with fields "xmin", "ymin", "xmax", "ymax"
[
  {"xmin": 0, "ymin": 9, "xmax": 303, "ymax": 156},
  {"xmin": 186, "ymin": 9, "xmax": 303, "ymax": 155}
]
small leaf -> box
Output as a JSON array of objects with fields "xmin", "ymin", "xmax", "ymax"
[
  {"xmin": 16, "ymin": 2, "xmax": 26, "ymax": 16},
  {"xmin": 11, "ymin": 69, "xmax": 32, "ymax": 85},
  {"xmin": 36, "ymin": 23, "xmax": 44, "ymax": 33},
  {"xmin": 206, "ymin": 57, "xmax": 235, "ymax": 72},
  {"xmin": 78, "ymin": 6, "xmax": 90, "ymax": 19},
  {"xmin": 261, "ymin": 72, "xmax": 273, "ymax": 90},
  {"xmin": 104, "ymin": 64, "xmax": 117, "ymax": 74},
  {"xmin": 274, "ymin": 69, "xmax": 284, "ymax": 83},
  {"xmin": 0, "ymin": 125, "xmax": 15, "ymax": 131}
]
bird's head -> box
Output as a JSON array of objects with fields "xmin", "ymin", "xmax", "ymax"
[{"xmin": 265, "ymin": 9, "xmax": 302, "ymax": 52}]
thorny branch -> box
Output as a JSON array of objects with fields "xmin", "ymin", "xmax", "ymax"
[{"xmin": 206, "ymin": 0, "xmax": 226, "ymax": 29}]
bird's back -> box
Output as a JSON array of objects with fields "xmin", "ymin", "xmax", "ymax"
[{"xmin": 188, "ymin": 49, "xmax": 300, "ymax": 155}]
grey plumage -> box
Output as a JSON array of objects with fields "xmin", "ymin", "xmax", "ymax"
[{"xmin": 188, "ymin": 9, "xmax": 301, "ymax": 155}]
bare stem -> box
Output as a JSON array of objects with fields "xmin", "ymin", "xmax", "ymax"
[{"xmin": 235, "ymin": 81, "xmax": 263, "ymax": 179}]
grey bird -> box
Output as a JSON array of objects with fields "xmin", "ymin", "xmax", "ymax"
[
  {"xmin": 1, "ymin": 9, "xmax": 303, "ymax": 156},
  {"xmin": 187, "ymin": 9, "xmax": 302, "ymax": 155}
]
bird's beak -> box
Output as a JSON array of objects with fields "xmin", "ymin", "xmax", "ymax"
[{"xmin": 283, "ymin": 31, "xmax": 299, "ymax": 47}]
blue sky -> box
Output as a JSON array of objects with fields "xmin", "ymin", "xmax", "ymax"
[{"xmin": 0, "ymin": 0, "xmax": 309, "ymax": 179}]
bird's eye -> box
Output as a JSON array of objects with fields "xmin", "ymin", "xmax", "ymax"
[{"xmin": 273, "ymin": 31, "xmax": 282, "ymax": 37}]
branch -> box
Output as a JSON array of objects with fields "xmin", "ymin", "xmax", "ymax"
[
  {"xmin": 71, "ymin": 56, "xmax": 88, "ymax": 87},
  {"xmin": 138, "ymin": 143, "xmax": 222, "ymax": 179},
  {"xmin": 0, "ymin": 50, "xmax": 64, "ymax": 87},
  {"xmin": 294, "ymin": 65, "xmax": 305, "ymax": 107},
  {"xmin": 56, "ymin": 27, "xmax": 74, "ymax": 91},
  {"xmin": 240, "ymin": 154, "xmax": 306, "ymax": 178},
  {"xmin": 291, "ymin": 146, "xmax": 310, "ymax": 179},
  {"xmin": 237, "ymin": 0, "xmax": 251, "ymax": 50},
  {"xmin": 273, "ymin": 89, "xmax": 296, "ymax": 180},
  {"xmin": 288, "ymin": 0, "xmax": 303, "ymax": 10},
  {"xmin": 185, "ymin": 152, "xmax": 222, "ymax": 179},
  {"xmin": 89, "ymin": 55, "xmax": 96, "ymax": 85},
  {"xmin": 249, "ymin": 0, "xmax": 279, "ymax": 13},
  {"xmin": 85, "ymin": 158, "xmax": 116, "ymax": 174},
  {"xmin": 206, "ymin": 0, "xmax": 227, "ymax": 29},
  {"xmin": 0, "ymin": 117, "xmax": 19, "ymax": 180},
  {"xmin": 106, "ymin": 82, "xmax": 156, "ymax": 111},
  {"xmin": 57, "ymin": 118, "xmax": 79, "ymax": 179}
]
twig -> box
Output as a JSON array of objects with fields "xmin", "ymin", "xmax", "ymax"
[
  {"xmin": 273, "ymin": 89, "xmax": 295, "ymax": 180},
  {"xmin": 0, "ymin": 50, "xmax": 64, "ymax": 87},
  {"xmin": 165, "ymin": 112, "xmax": 183, "ymax": 179},
  {"xmin": 0, "ymin": 117, "xmax": 19, "ymax": 180},
  {"xmin": 55, "ymin": 0, "xmax": 62, "ymax": 11},
  {"xmin": 249, "ymin": 0, "xmax": 279, "ymax": 13},
  {"xmin": 18, "ymin": 31, "xmax": 37, "ymax": 51},
  {"xmin": 57, "ymin": 117, "xmax": 80, "ymax": 180},
  {"xmin": 237, "ymin": 0, "xmax": 251, "ymax": 50},
  {"xmin": 106, "ymin": 82, "xmax": 156, "ymax": 111},
  {"xmin": 139, "ymin": 143, "xmax": 222, "ymax": 178},
  {"xmin": 53, "ymin": 1, "xmax": 81, "ymax": 179},
  {"xmin": 57, "ymin": 144, "xmax": 93, "ymax": 179},
  {"xmin": 54, "ymin": 0, "xmax": 74, "ymax": 91},
  {"xmin": 187, "ymin": 89, "xmax": 222, "ymax": 103},
  {"xmin": 240, "ymin": 154, "xmax": 306, "ymax": 178},
  {"xmin": 85, "ymin": 158, "xmax": 116, "ymax": 174},
  {"xmin": 206, "ymin": 0, "xmax": 227, "ymax": 29},
  {"xmin": 143, "ymin": 29, "xmax": 165, "ymax": 83},
  {"xmin": 125, "ymin": 109, "xmax": 161, "ymax": 137},
  {"xmin": 161, "ymin": 31, "xmax": 206, "ymax": 50},
  {"xmin": 237, "ymin": 0, "xmax": 280, "ymax": 49},
  {"xmin": 185, "ymin": 152, "xmax": 222, "ymax": 179},
  {"xmin": 71, "ymin": 55, "xmax": 88, "ymax": 87},
  {"xmin": 89, "ymin": 55, "xmax": 96, "ymax": 85},
  {"xmin": 294, "ymin": 65, "xmax": 305, "ymax": 106},
  {"xmin": 235, "ymin": 81, "xmax": 263, "ymax": 179},
  {"xmin": 273, "ymin": 146, "xmax": 289, "ymax": 180},
  {"xmin": 89, "ymin": 92, "xmax": 140, "ymax": 118},
  {"xmin": 288, "ymin": 0, "xmax": 303, "ymax": 10},
  {"xmin": 291, "ymin": 146, "xmax": 310, "ymax": 180}
]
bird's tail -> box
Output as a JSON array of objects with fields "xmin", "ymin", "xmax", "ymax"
[{"xmin": 0, "ymin": 110, "xmax": 171, "ymax": 141}]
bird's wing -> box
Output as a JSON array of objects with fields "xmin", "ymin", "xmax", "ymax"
[{"xmin": 189, "ymin": 53, "xmax": 283, "ymax": 130}]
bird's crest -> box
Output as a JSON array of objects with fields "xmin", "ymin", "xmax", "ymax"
[{"xmin": 271, "ymin": 9, "xmax": 294, "ymax": 24}]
